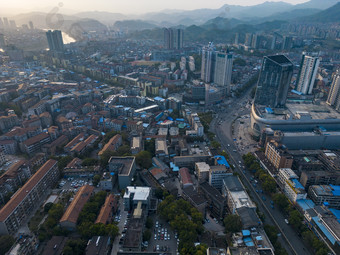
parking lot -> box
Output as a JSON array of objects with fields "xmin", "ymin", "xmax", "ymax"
[
  {"xmin": 147, "ymin": 216, "xmax": 178, "ymax": 254},
  {"xmin": 58, "ymin": 177, "xmax": 93, "ymax": 192}
]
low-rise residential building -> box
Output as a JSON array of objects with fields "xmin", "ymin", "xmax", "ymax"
[
  {"xmin": 0, "ymin": 159, "xmax": 59, "ymax": 235},
  {"xmin": 265, "ymin": 140, "xmax": 293, "ymax": 171},
  {"xmin": 179, "ymin": 167, "xmax": 193, "ymax": 188},
  {"xmin": 0, "ymin": 160, "xmax": 31, "ymax": 203},
  {"xmin": 131, "ymin": 136, "xmax": 142, "ymax": 155},
  {"xmin": 60, "ymin": 185, "xmax": 94, "ymax": 230},
  {"xmin": 199, "ymin": 182, "xmax": 226, "ymax": 219},
  {"xmin": 222, "ymin": 175, "xmax": 256, "ymax": 214},
  {"xmin": 98, "ymin": 134, "xmax": 122, "ymax": 156},
  {"xmin": 308, "ymin": 185, "xmax": 340, "ymax": 209},
  {"xmin": 21, "ymin": 132, "xmax": 50, "ymax": 155},
  {"xmin": 195, "ymin": 162, "xmax": 210, "ymax": 182},
  {"xmin": 123, "ymin": 186, "xmax": 151, "ymax": 211},
  {"xmin": 109, "ymin": 156, "xmax": 136, "ymax": 189},
  {"xmin": 278, "ymin": 168, "xmax": 307, "ymax": 203},
  {"xmin": 209, "ymin": 165, "xmax": 232, "ymax": 190},
  {"xmin": 95, "ymin": 194, "xmax": 118, "ymax": 224}
]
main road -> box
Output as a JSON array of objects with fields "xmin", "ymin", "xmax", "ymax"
[{"xmin": 210, "ymin": 92, "xmax": 311, "ymax": 255}]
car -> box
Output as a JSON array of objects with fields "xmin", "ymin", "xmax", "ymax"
[
  {"xmin": 154, "ymin": 234, "xmax": 157, "ymax": 240},
  {"xmin": 271, "ymin": 204, "xmax": 274, "ymax": 209},
  {"xmin": 156, "ymin": 245, "xmax": 160, "ymax": 251},
  {"xmin": 285, "ymin": 219, "xmax": 289, "ymax": 224},
  {"xmin": 262, "ymin": 196, "xmax": 266, "ymax": 201}
]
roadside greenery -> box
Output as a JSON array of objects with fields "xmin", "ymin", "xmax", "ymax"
[{"xmin": 243, "ymin": 153, "xmax": 329, "ymax": 255}]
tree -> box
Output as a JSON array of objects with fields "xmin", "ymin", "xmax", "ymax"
[
  {"xmin": 145, "ymin": 217, "xmax": 153, "ymax": 229},
  {"xmin": 289, "ymin": 210, "xmax": 303, "ymax": 230},
  {"xmin": 155, "ymin": 187, "xmax": 164, "ymax": 199},
  {"xmin": 62, "ymin": 239, "xmax": 86, "ymax": 255},
  {"xmin": 262, "ymin": 177, "xmax": 277, "ymax": 193},
  {"xmin": 223, "ymin": 214, "xmax": 242, "ymax": 234},
  {"xmin": 82, "ymin": 158, "xmax": 98, "ymax": 166},
  {"xmin": 0, "ymin": 235, "xmax": 15, "ymax": 254},
  {"xmin": 136, "ymin": 151, "xmax": 152, "ymax": 169},
  {"xmin": 211, "ymin": 140, "xmax": 221, "ymax": 149},
  {"xmin": 58, "ymin": 156, "xmax": 73, "ymax": 171},
  {"xmin": 272, "ymin": 193, "xmax": 289, "ymax": 212},
  {"xmin": 44, "ymin": 202, "xmax": 54, "ymax": 213},
  {"xmin": 93, "ymin": 174, "xmax": 101, "ymax": 187},
  {"xmin": 143, "ymin": 229, "xmax": 152, "ymax": 242},
  {"xmin": 144, "ymin": 139, "xmax": 155, "ymax": 156}
]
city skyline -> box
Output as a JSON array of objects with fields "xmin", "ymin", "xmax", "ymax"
[{"xmin": 1, "ymin": 0, "xmax": 309, "ymax": 15}]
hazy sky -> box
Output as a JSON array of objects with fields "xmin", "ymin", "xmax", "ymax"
[{"xmin": 2, "ymin": 0, "xmax": 309, "ymax": 15}]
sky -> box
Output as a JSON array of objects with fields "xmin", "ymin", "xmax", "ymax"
[{"xmin": 2, "ymin": 0, "xmax": 310, "ymax": 15}]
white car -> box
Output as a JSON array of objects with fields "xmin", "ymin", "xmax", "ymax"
[{"xmin": 285, "ymin": 219, "xmax": 289, "ymax": 224}]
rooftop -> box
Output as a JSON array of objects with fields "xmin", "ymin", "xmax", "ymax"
[
  {"xmin": 255, "ymin": 101, "xmax": 340, "ymax": 121},
  {"xmin": 179, "ymin": 167, "xmax": 193, "ymax": 185},
  {"xmin": 60, "ymin": 185, "xmax": 94, "ymax": 224},
  {"xmin": 109, "ymin": 156, "xmax": 135, "ymax": 176},
  {"xmin": 124, "ymin": 186, "xmax": 151, "ymax": 201},
  {"xmin": 95, "ymin": 194, "xmax": 117, "ymax": 224}
]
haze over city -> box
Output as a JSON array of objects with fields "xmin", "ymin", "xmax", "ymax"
[
  {"xmin": 2, "ymin": 0, "xmax": 309, "ymax": 15},
  {"xmin": 0, "ymin": 0, "xmax": 339, "ymax": 255}
]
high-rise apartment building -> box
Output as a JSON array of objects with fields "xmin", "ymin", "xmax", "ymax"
[
  {"xmin": 201, "ymin": 42, "xmax": 215, "ymax": 83},
  {"xmin": 163, "ymin": 28, "xmax": 174, "ymax": 50},
  {"xmin": 296, "ymin": 52, "xmax": 320, "ymax": 95},
  {"xmin": 282, "ymin": 36, "xmax": 293, "ymax": 50},
  {"xmin": 201, "ymin": 43, "xmax": 233, "ymax": 94},
  {"xmin": 164, "ymin": 28, "xmax": 183, "ymax": 50},
  {"xmin": 174, "ymin": 29, "xmax": 183, "ymax": 49},
  {"xmin": 327, "ymin": 70, "xmax": 340, "ymax": 112},
  {"xmin": 214, "ymin": 52, "xmax": 233, "ymax": 94},
  {"xmin": 46, "ymin": 30, "xmax": 64, "ymax": 52},
  {"xmin": 254, "ymin": 55, "xmax": 293, "ymax": 108}
]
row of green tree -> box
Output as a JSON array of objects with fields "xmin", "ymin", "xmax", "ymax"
[
  {"xmin": 242, "ymin": 153, "xmax": 276, "ymax": 193},
  {"xmin": 157, "ymin": 194, "xmax": 207, "ymax": 255}
]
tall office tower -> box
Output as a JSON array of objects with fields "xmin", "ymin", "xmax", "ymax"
[
  {"xmin": 282, "ymin": 36, "xmax": 293, "ymax": 50},
  {"xmin": 254, "ymin": 55, "xmax": 293, "ymax": 108},
  {"xmin": 234, "ymin": 33, "xmax": 239, "ymax": 45},
  {"xmin": 0, "ymin": 34, "xmax": 5, "ymax": 48},
  {"xmin": 245, "ymin": 33, "xmax": 253, "ymax": 46},
  {"xmin": 29, "ymin": 21, "xmax": 34, "ymax": 30},
  {"xmin": 251, "ymin": 34, "xmax": 258, "ymax": 49},
  {"xmin": 163, "ymin": 28, "xmax": 174, "ymax": 50},
  {"xmin": 174, "ymin": 29, "xmax": 183, "ymax": 49},
  {"xmin": 201, "ymin": 42, "xmax": 215, "ymax": 83},
  {"xmin": 326, "ymin": 70, "xmax": 340, "ymax": 111},
  {"xmin": 3, "ymin": 18, "xmax": 9, "ymax": 29},
  {"xmin": 214, "ymin": 52, "xmax": 233, "ymax": 94},
  {"xmin": 296, "ymin": 52, "xmax": 320, "ymax": 95},
  {"xmin": 270, "ymin": 35, "xmax": 277, "ymax": 50},
  {"xmin": 46, "ymin": 30, "xmax": 64, "ymax": 52}
]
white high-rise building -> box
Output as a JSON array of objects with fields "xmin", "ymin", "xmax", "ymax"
[
  {"xmin": 296, "ymin": 52, "xmax": 320, "ymax": 95},
  {"xmin": 214, "ymin": 52, "xmax": 233, "ymax": 94},
  {"xmin": 327, "ymin": 70, "xmax": 340, "ymax": 112},
  {"xmin": 201, "ymin": 43, "xmax": 233, "ymax": 94},
  {"xmin": 201, "ymin": 42, "xmax": 215, "ymax": 83}
]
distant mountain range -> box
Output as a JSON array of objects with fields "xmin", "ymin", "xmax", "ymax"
[
  {"xmin": 6, "ymin": 0, "xmax": 340, "ymax": 39},
  {"xmin": 300, "ymin": 2, "xmax": 340, "ymax": 23}
]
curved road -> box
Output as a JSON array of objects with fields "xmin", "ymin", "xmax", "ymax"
[{"xmin": 210, "ymin": 93, "xmax": 311, "ymax": 255}]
